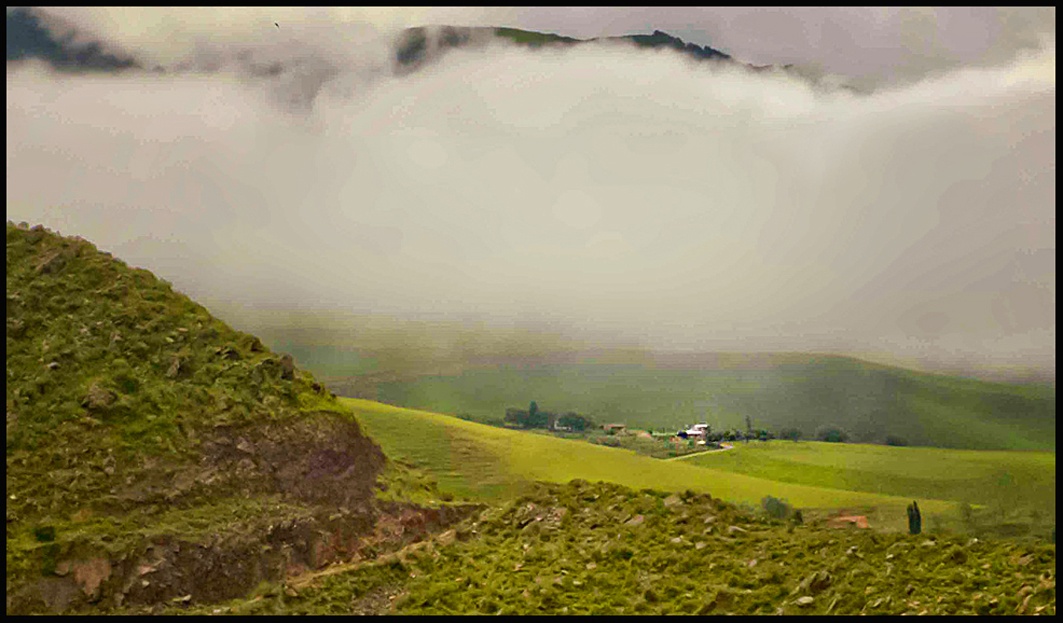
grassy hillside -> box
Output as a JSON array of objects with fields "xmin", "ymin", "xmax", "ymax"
[
  {"xmin": 5, "ymin": 223, "xmax": 461, "ymax": 614},
  {"xmin": 148, "ymin": 480, "xmax": 1057, "ymax": 616},
  {"xmin": 343, "ymin": 398, "xmax": 967, "ymax": 532},
  {"xmin": 372, "ymin": 357, "xmax": 1055, "ymax": 451}
]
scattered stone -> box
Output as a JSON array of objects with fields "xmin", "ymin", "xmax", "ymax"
[
  {"xmin": 280, "ymin": 354, "xmax": 295, "ymax": 380},
  {"xmin": 73, "ymin": 557, "xmax": 112, "ymax": 598},
  {"xmin": 670, "ymin": 536, "xmax": 683, "ymax": 544},
  {"xmin": 34, "ymin": 249, "xmax": 67, "ymax": 275},
  {"xmin": 695, "ymin": 541, "xmax": 707, "ymax": 550},
  {"xmin": 8, "ymin": 318, "xmax": 26, "ymax": 338},
  {"xmin": 727, "ymin": 525, "xmax": 747, "ymax": 535},
  {"xmin": 46, "ymin": 361, "xmax": 59, "ymax": 370},
  {"xmin": 663, "ymin": 494, "xmax": 683, "ymax": 508},
  {"xmin": 796, "ymin": 596, "xmax": 814, "ymax": 607},
  {"xmin": 82, "ymin": 383, "xmax": 117, "ymax": 411},
  {"xmin": 625, "ymin": 514, "xmax": 645, "ymax": 527},
  {"xmin": 166, "ymin": 356, "xmax": 186, "ymax": 379},
  {"xmin": 217, "ymin": 346, "xmax": 241, "ymax": 361}
]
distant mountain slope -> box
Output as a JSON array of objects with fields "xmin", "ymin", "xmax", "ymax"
[
  {"xmin": 394, "ymin": 25, "xmax": 734, "ymax": 71},
  {"xmin": 5, "ymin": 7, "xmax": 136, "ymax": 71},
  {"xmin": 7, "ymin": 7, "xmax": 751, "ymax": 76},
  {"xmin": 370, "ymin": 353, "xmax": 1055, "ymax": 452},
  {"xmin": 5, "ymin": 223, "xmax": 464, "ymax": 614}
]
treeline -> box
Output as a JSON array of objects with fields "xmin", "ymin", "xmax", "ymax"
[
  {"xmin": 685, "ymin": 421, "xmax": 907, "ymax": 446},
  {"xmin": 504, "ymin": 401, "xmax": 595, "ymax": 432}
]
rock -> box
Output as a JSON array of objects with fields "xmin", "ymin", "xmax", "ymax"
[
  {"xmin": 280, "ymin": 354, "xmax": 295, "ymax": 380},
  {"xmin": 7, "ymin": 318, "xmax": 26, "ymax": 338},
  {"xmin": 704, "ymin": 515, "xmax": 717, "ymax": 524},
  {"xmin": 248, "ymin": 336, "xmax": 265, "ymax": 352},
  {"xmin": 625, "ymin": 514, "xmax": 645, "ymax": 527},
  {"xmin": 670, "ymin": 536, "xmax": 683, "ymax": 544},
  {"xmin": 695, "ymin": 541, "xmax": 707, "ymax": 550},
  {"xmin": 73, "ymin": 557, "xmax": 112, "ymax": 598},
  {"xmin": 664, "ymin": 494, "xmax": 683, "ymax": 508},
  {"xmin": 82, "ymin": 383, "xmax": 117, "ymax": 411},
  {"xmin": 34, "ymin": 249, "xmax": 67, "ymax": 275},
  {"xmin": 946, "ymin": 546, "xmax": 968, "ymax": 564},
  {"xmin": 217, "ymin": 346, "xmax": 241, "ymax": 361},
  {"xmin": 807, "ymin": 570, "xmax": 832, "ymax": 594},
  {"xmin": 727, "ymin": 525, "xmax": 747, "ymax": 535},
  {"xmin": 166, "ymin": 356, "xmax": 185, "ymax": 379},
  {"xmin": 46, "ymin": 361, "xmax": 60, "ymax": 370},
  {"xmin": 921, "ymin": 539, "xmax": 937, "ymax": 548},
  {"xmin": 796, "ymin": 596, "xmax": 814, "ymax": 607}
]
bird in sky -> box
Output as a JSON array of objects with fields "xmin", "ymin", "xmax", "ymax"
[{"xmin": 274, "ymin": 22, "xmax": 280, "ymax": 29}]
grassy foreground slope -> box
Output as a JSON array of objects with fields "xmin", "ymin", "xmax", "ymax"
[
  {"xmin": 373, "ymin": 357, "xmax": 1055, "ymax": 451},
  {"xmin": 158, "ymin": 480, "xmax": 1057, "ymax": 616},
  {"xmin": 343, "ymin": 398, "xmax": 959, "ymax": 531},
  {"xmin": 5, "ymin": 223, "xmax": 462, "ymax": 614}
]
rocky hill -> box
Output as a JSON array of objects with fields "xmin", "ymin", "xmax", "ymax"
[{"xmin": 5, "ymin": 222, "xmax": 468, "ymax": 614}]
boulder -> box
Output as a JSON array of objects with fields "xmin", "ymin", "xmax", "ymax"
[
  {"xmin": 82, "ymin": 383, "xmax": 117, "ymax": 411},
  {"xmin": 280, "ymin": 354, "xmax": 295, "ymax": 380}
]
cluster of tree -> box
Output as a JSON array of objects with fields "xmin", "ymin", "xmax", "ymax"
[
  {"xmin": 675, "ymin": 426, "xmax": 778, "ymax": 443},
  {"xmin": 504, "ymin": 401, "xmax": 595, "ymax": 432}
]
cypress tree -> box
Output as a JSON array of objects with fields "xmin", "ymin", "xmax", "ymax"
[{"xmin": 907, "ymin": 500, "xmax": 922, "ymax": 535}]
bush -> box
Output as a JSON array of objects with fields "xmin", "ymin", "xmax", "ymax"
[
  {"xmin": 761, "ymin": 495, "xmax": 793, "ymax": 520},
  {"xmin": 814, "ymin": 426, "xmax": 849, "ymax": 443},
  {"xmin": 779, "ymin": 428, "xmax": 801, "ymax": 442},
  {"xmin": 885, "ymin": 435, "xmax": 908, "ymax": 447}
]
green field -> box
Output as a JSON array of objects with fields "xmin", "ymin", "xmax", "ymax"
[
  {"xmin": 680, "ymin": 440, "xmax": 1055, "ymax": 536},
  {"xmin": 343, "ymin": 398, "xmax": 964, "ymax": 532},
  {"xmin": 371, "ymin": 358, "xmax": 1055, "ymax": 451},
  {"xmin": 680, "ymin": 440, "xmax": 1054, "ymax": 507}
]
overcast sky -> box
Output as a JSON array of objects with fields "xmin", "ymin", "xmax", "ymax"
[{"xmin": 6, "ymin": 7, "xmax": 1056, "ymax": 376}]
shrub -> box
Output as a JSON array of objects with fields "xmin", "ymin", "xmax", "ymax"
[
  {"xmin": 779, "ymin": 428, "xmax": 801, "ymax": 442},
  {"xmin": 814, "ymin": 425, "xmax": 849, "ymax": 443},
  {"xmin": 761, "ymin": 495, "xmax": 792, "ymax": 520},
  {"xmin": 885, "ymin": 435, "xmax": 908, "ymax": 446}
]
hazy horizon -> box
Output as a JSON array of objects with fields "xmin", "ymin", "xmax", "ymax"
[{"xmin": 6, "ymin": 7, "xmax": 1055, "ymax": 381}]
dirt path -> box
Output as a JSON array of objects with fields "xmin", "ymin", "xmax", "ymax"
[{"xmin": 663, "ymin": 442, "xmax": 734, "ymax": 461}]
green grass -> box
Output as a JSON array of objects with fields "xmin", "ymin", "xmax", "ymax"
[
  {"xmin": 371, "ymin": 358, "xmax": 1055, "ymax": 451},
  {"xmin": 343, "ymin": 398, "xmax": 960, "ymax": 529},
  {"xmin": 152, "ymin": 481, "xmax": 1057, "ymax": 616}
]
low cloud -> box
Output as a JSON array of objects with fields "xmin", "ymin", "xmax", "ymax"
[{"xmin": 6, "ymin": 9, "xmax": 1055, "ymax": 376}]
